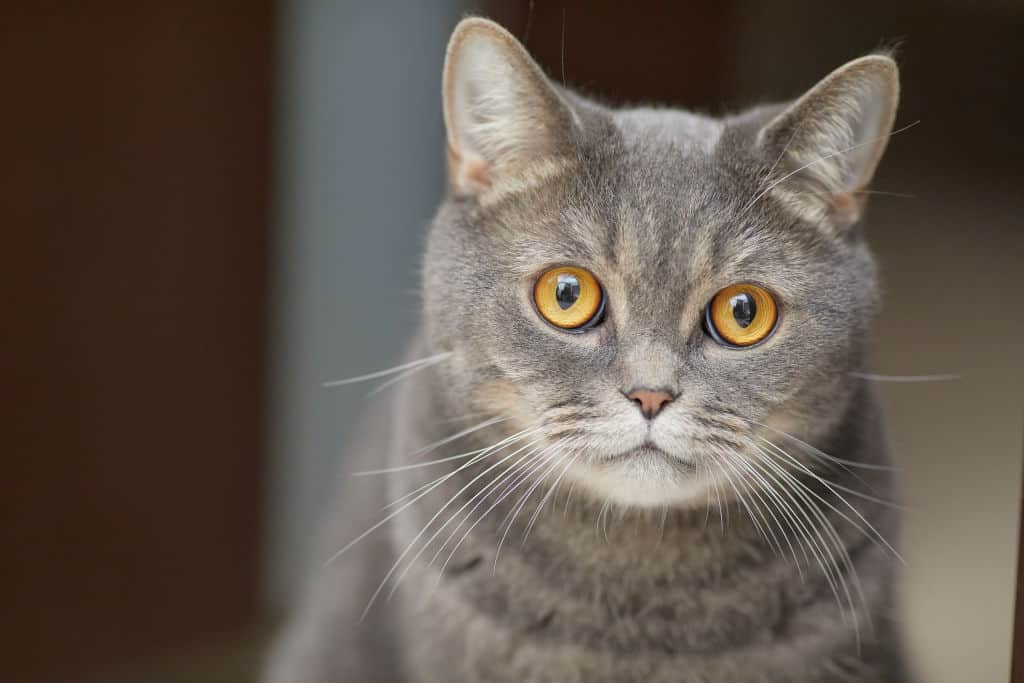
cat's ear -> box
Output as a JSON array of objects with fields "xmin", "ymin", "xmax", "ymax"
[
  {"xmin": 443, "ymin": 18, "xmax": 579, "ymax": 196},
  {"xmin": 756, "ymin": 55, "xmax": 900, "ymax": 228}
]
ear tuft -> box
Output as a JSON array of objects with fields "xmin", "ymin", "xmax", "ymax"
[
  {"xmin": 442, "ymin": 18, "xmax": 577, "ymax": 196},
  {"xmin": 757, "ymin": 55, "xmax": 900, "ymax": 227}
]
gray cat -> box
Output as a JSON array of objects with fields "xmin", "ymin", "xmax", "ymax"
[{"xmin": 267, "ymin": 17, "xmax": 907, "ymax": 683}]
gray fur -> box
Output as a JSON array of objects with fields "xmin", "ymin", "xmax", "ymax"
[{"xmin": 267, "ymin": 18, "xmax": 906, "ymax": 683}]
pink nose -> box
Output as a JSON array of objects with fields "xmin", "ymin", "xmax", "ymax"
[{"xmin": 626, "ymin": 388, "xmax": 674, "ymax": 420}]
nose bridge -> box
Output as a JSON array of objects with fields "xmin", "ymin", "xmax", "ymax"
[{"xmin": 621, "ymin": 335, "xmax": 679, "ymax": 391}]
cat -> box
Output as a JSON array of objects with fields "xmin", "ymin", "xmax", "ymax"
[{"xmin": 266, "ymin": 16, "xmax": 907, "ymax": 683}]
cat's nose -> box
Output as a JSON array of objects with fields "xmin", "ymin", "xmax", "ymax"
[{"xmin": 624, "ymin": 388, "xmax": 675, "ymax": 420}]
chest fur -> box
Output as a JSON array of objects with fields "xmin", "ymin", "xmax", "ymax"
[{"xmin": 389, "ymin": 492, "xmax": 897, "ymax": 683}]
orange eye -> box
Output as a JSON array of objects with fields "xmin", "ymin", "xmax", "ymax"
[
  {"xmin": 706, "ymin": 284, "xmax": 778, "ymax": 347},
  {"xmin": 533, "ymin": 266, "xmax": 604, "ymax": 331}
]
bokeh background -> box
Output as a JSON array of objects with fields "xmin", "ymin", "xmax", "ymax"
[{"xmin": 5, "ymin": 1, "xmax": 1023, "ymax": 681}]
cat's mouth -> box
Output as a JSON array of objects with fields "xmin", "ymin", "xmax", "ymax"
[
  {"xmin": 568, "ymin": 437, "xmax": 706, "ymax": 506},
  {"xmin": 598, "ymin": 440, "xmax": 696, "ymax": 473},
  {"xmin": 638, "ymin": 440, "xmax": 670, "ymax": 457}
]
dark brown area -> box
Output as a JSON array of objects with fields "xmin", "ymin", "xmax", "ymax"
[
  {"xmin": 1, "ymin": 2, "xmax": 271, "ymax": 680},
  {"xmin": 482, "ymin": 1, "xmax": 731, "ymax": 107}
]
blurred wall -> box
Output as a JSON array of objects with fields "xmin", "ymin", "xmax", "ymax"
[{"xmin": 267, "ymin": 0, "xmax": 461, "ymax": 608}]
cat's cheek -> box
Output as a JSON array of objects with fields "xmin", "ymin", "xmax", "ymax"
[{"xmin": 467, "ymin": 378, "xmax": 540, "ymax": 433}]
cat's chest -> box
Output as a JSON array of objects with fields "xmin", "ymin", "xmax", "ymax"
[
  {"xmin": 392, "ymin": 539, "xmax": 850, "ymax": 683},
  {"xmin": 396, "ymin": 574, "xmax": 883, "ymax": 683}
]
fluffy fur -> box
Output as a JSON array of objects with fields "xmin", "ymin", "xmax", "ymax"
[{"xmin": 267, "ymin": 17, "xmax": 907, "ymax": 683}]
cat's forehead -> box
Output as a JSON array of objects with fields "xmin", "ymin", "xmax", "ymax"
[
  {"xmin": 484, "ymin": 106, "xmax": 800, "ymax": 283},
  {"xmin": 557, "ymin": 112, "xmax": 771, "ymax": 273},
  {"xmin": 611, "ymin": 107, "xmax": 725, "ymax": 156},
  {"xmin": 585, "ymin": 109, "xmax": 752, "ymax": 223}
]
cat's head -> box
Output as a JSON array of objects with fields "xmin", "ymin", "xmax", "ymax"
[{"xmin": 423, "ymin": 18, "xmax": 898, "ymax": 507}]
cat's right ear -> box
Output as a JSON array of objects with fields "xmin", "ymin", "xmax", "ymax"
[{"xmin": 443, "ymin": 18, "xmax": 579, "ymax": 196}]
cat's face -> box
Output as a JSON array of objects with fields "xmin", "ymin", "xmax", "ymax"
[{"xmin": 424, "ymin": 19, "xmax": 897, "ymax": 507}]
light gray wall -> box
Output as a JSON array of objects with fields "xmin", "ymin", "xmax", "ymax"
[{"xmin": 267, "ymin": 1, "xmax": 462, "ymax": 608}]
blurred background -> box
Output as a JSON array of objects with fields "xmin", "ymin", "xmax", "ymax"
[{"xmin": 4, "ymin": 1, "xmax": 1022, "ymax": 681}]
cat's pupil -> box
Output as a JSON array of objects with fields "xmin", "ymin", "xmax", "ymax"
[
  {"xmin": 555, "ymin": 273, "xmax": 581, "ymax": 310},
  {"xmin": 730, "ymin": 293, "xmax": 756, "ymax": 328}
]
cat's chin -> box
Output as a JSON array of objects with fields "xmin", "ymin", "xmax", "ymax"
[{"xmin": 567, "ymin": 448, "xmax": 709, "ymax": 508}]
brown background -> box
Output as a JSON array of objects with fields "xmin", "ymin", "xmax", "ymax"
[
  {"xmin": 2, "ymin": 1, "xmax": 1021, "ymax": 681},
  {"xmin": 2, "ymin": 2, "xmax": 270, "ymax": 680}
]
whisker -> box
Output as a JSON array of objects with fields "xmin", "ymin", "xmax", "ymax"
[
  {"xmin": 711, "ymin": 469, "xmax": 727, "ymax": 532},
  {"xmin": 365, "ymin": 366, "xmax": 429, "ymax": 396},
  {"xmin": 353, "ymin": 416, "xmax": 513, "ymax": 477},
  {"xmin": 849, "ymin": 372, "xmax": 961, "ymax": 383},
  {"xmin": 559, "ymin": 7, "xmax": 566, "ymax": 84},
  {"xmin": 754, "ymin": 449, "xmax": 860, "ymax": 606},
  {"xmin": 750, "ymin": 446, "xmax": 865, "ymax": 644},
  {"xmin": 790, "ymin": 189, "xmax": 916, "ymax": 201},
  {"xmin": 437, "ymin": 411, "xmax": 490, "ymax": 425},
  {"xmin": 732, "ymin": 454, "xmax": 810, "ymax": 578},
  {"xmin": 563, "ymin": 479, "xmax": 578, "ymax": 518},
  {"xmin": 748, "ymin": 116, "xmax": 808, "ymax": 208},
  {"xmin": 328, "ymin": 426, "xmax": 540, "ymax": 563},
  {"xmin": 748, "ymin": 450, "xmax": 844, "ymax": 587},
  {"xmin": 439, "ymin": 442, "xmax": 567, "ymax": 580},
  {"xmin": 765, "ymin": 119, "xmax": 805, "ymax": 183},
  {"xmin": 716, "ymin": 455, "xmax": 776, "ymax": 554},
  {"xmin": 742, "ymin": 417, "xmax": 897, "ymax": 472},
  {"xmin": 408, "ymin": 416, "xmax": 511, "ymax": 458},
  {"xmin": 595, "ymin": 500, "xmax": 611, "ymax": 542},
  {"xmin": 656, "ymin": 505, "xmax": 669, "ymax": 546},
  {"xmin": 850, "ymin": 189, "xmax": 916, "ymax": 198},
  {"xmin": 429, "ymin": 443, "xmax": 559, "ymax": 584},
  {"xmin": 727, "ymin": 452, "xmax": 802, "ymax": 572},
  {"xmin": 758, "ymin": 438, "xmax": 904, "ymax": 564},
  {"xmin": 494, "ymin": 442, "xmax": 570, "ymax": 567},
  {"xmin": 521, "ymin": 442, "xmax": 581, "ymax": 544},
  {"xmin": 701, "ymin": 463, "xmax": 713, "ymax": 531},
  {"xmin": 757, "ymin": 443, "xmax": 876, "ymax": 644},
  {"xmin": 755, "ymin": 435, "xmax": 905, "ymax": 509},
  {"xmin": 390, "ymin": 442, "xmax": 553, "ymax": 603},
  {"xmin": 745, "ymin": 428, "xmax": 891, "ymax": 501},
  {"xmin": 491, "ymin": 439, "xmax": 558, "ymax": 506},
  {"xmin": 741, "ymin": 120, "xmax": 920, "ymax": 216},
  {"xmin": 354, "ymin": 447, "xmax": 489, "ymax": 477},
  {"xmin": 322, "ymin": 351, "xmax": 452, "ymax": 387},
  {"xmin": 380, "ymin": 426, "xmax": 542, "ymax": 510},
  {"xmin": 359, "ymin": 433, "xmax": 551, "ymax": 620}
]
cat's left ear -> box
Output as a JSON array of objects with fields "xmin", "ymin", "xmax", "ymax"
[
  {"xmin": 757, "ymin": 55, "xmax": 900, "ymax": 229},
  {"xmin": 442, "ymin": 18, "xmax": 580, "ymax": 196}
]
